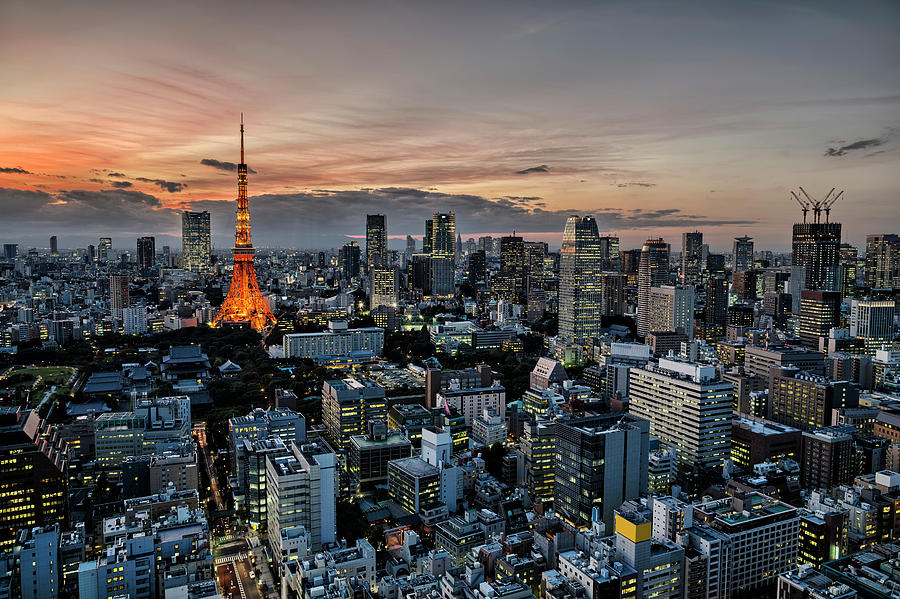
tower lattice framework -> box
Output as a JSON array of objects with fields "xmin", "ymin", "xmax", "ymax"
[{"xmin": 213, "ymin": 115, "xmax": 277, "ymax": 333}]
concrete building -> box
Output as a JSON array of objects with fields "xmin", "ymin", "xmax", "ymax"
[
  {"xmin": 266, "ymin": 439, "xmax": 337, "ymax": 552},
  {"xmin": 637, "ymin": 238, "xmax": 670, "ymax": 338},
  {"xmin": 800, "ymin": 426, "xmax": 857, "ymax": 490},
  {"xmin": 850, "ymin": 299, "xmax": 894, "ymax": 355},
  {"xmin": 628, "ymin": 357, "xmax": 734, "ymax": 469},
  {"xmin": 647, "ymin": 285, "xmax": 695, "ymax": 339},
  {"xmin": 349, "ymin": 422, "xmax": 412, "ymax": 492},
  {"xmin": 731, "ymin": 415, "xmax": 802, "ymax": 471},
  {"xmin": 769, "ymin": 367, "xmax": 859, "ymax": 431},
  {"xmin": 283, "ymin": 321, "xmax": 385, "ymax": 359},
  {"xmin": 321, "ymin": 376, "xmax": 387, "ymax": 450}
]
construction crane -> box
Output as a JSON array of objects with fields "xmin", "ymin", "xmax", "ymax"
[{"xmin": 792, "ymin": 187, "xmax": 843, "ymax": 223}]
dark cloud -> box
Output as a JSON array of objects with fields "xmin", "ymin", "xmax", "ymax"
[
  {"xmin": 514, "ymin": 164, "xmax": 550, "ymax": 175},
  {"xmin": 825, "ymin": 138, "xmax": 884, "ymax": 157},
  {"xmin": 200, "ymin": 158, "xmax": 257, "ymax": 174},
  {"xmin": 134, "ymin": 177, "xmax": 186, "ymax": 193},
  {"xmin": 0, "ymin": 187, "xmax": 177, "ymax": 243},
  {"xmin": 110, "ymin": 180, "xmax": 133, "ymax": 188},
  {"xmin": 108, "ymin": 172, "xmax": 127, "ymax": 178},
  {"xmin": 0, "ymin": 167, "xmax": 31, "ymax": 174},
  {"xmin": 89, "ymin": 178, "xmax": 105, "ymax": 183},
  {"xmin": 616, "ymin": 181, "xmax": 656, "ymax": 188},
  {"xmin": 188, "ymin": 187, "xmax": 758, "ymax": 249}
]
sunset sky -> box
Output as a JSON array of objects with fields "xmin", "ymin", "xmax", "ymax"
[{"xmin": 1, "ymin": 0, "xmax": 898, "ymax": 252}]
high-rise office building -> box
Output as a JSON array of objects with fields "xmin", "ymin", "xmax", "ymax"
[
  {"xmin": 467, "ymin": 250, "xmax": 486, "ymax": 285},
  {"xmin": 109, "ymin": 274, "xmax": 129, "ymax": 320},
  {"xmin": 793, "ymin": 222, "xmax": 841, "ymax": 291},
  {"xmin": 49, "ymin": 235, "xmax": 58, "ymax": 256},
  {"xmin": 733, "ymin": 236, "xmax": 754, "ymax": 271},
  {"xmin": 321, "ymin": 377, "xmax": 387, "ymax": 451},
  {"xmin": 423, "ymin": 219, "xmax": 433, "ymax": 254},
  {"xmin": 265, "ymin": 439, "xmax": 336, "ymax": 552},
  {"xmin": 339, "ymin": 241, "xmax": 361, "ymax": 280},
  {"xmin": 850, "ymin": 298, "xmax": 894, "ymax": 354},
  {"xmin": 554, "ymin": 413, "xmax": 649, "ymax": 530},
  {"xmin": 405, "ymin": 234, "xmax": 416, "ymax": 257},
  {"xmin": 647, "ymin": 285, "xmax": 695, "ymax": 339},
  {"xmin": 136, "ymin": 235, "xmax": 155, "ymax": 269},
  {"xmin": 705, "ymin": 277, "xmax": 729, "ymax": 330},
  {"xmin": 498, "ymin": 235, "xmax": 525, "ymax": 302},
  {"xmin": 799, "ymin": 425, "xmax": 856, "ymax": 490},
  {"xmin": 2, "ymin": 243, "xmax": 17, "ymax": 260},
  {"xmin": 524, "ymin": 241, "xmax": 546, "ymax": 294},
  {"xmin": 181, "ymin": 211, "xmax": 211, "ymax": 273},
  {"xmin": 798, "ymin": 290, "xmax": 841, "ymax": 349},
  {"xmin": 0, "ymin": 407, "xmax": 67, "ymax": 550},
  {"xmin": 629, "ymin": 358, "xmax": 733, "ymax": 469},
  {"xmin": 839, "ymin": 244, "xmax": 858, "ymax": 297},
  {"xmin": 370, "ymin": 266, "xmax": 399, "ymax": 309},
  {"xmin": 430, "ymin": 213, "xmax": 456, "ymax": 258},
  {"xmin": 865, "ymin": 233, "xmax": 900, "ymax": 289},
  {"xmin": 600, "ymin": 272, "xmax": 625, "ymax": 316},
  {"xmin": 365, "ymin": 214, "xmax": 387, "ymax": 272},
  {"xmin": 599, "ymin": 235, "xmax": 620, "ymax": 271},
  {"xmin": 637, "ymin": 238, "xmax": 670, "ymax": 338},
  {"xmin": 681, "ymin": 231, "xmax": 703, "ymax": 284},
  {"xmin": 98, "ymin": 237, "xmax": 112, "ymax": 261},
  {"xmin": 430, "ymin": 256, "xmax": 454, "ymax": 298},
  {"xmin": 558, "ymin": 216, "xmax": 603, "ymax": 343}
]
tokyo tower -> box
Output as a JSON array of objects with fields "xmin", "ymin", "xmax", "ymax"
[{"xmin": 212, "ymin": 115, "xmax": 277, "ymax": 333}]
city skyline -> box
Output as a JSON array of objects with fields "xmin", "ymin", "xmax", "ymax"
[{"xmin": 1, "ymin": 0, "xmax": 898, "ymax": 250}]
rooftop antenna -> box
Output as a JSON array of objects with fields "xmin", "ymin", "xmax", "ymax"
[{"xmin": 240, "ymin": 112, "xmax": 245, "ymax": 164}]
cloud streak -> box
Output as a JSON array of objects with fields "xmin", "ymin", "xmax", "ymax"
[
  {"xmin": 201, "ymin": 158, "xmax": 257, "ymax": 174},
  {"xmin": 134, "ymin": 177, "xmax": 186, "ymax": 193},
  {"xmin": 0, "ymin": 167, "xmax": 31, "ymax": 174},
  {"xmin": 514, "ymin": 164, "xmax": 550, "ymax": 175},
  {"xmin": 824, "ymin": 137, "xmax": 885, "ymax": 157}
]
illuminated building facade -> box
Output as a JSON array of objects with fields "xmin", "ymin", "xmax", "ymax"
[
  {"xmin": 647, "ymin": 285, "xmax": 695, "ymax": 339},
  {"xmin": 637, "ymin": 238, "xmax": 670, "ymax": 338},
  {"xmin": 136, "ymin": 235, "xmax": 155, "ymax": 269},
  {"xmin": 321, "ymin": 377, "xmax": 387, "ymax": 451},
  {"xmin": 212, "ymin": 116, "xmax": 277, "ymax": 333},
  {"xmin": 733, "ymin": 235, "xmax": 754, "ymax": 271},
  {"xmin": 628, "ymin": 358, "xmax": 733, "ymax": 469},
  {"xmin": 109, "ymin": 274, "xmax": 129, "ymax": 320},
  {"xmin": 681, "ymin": 231, "xmax": 703, "ymax": 284},
  {"xmin": 370, "ymin": 265, "xmax": 399, "ymax": 309},
  {"xmin": 498, "ymin": 235, "xmax": 525, "ymax": 302},
  {"xmin": 181, "ymin": 210, "xmax": 211, "ymax": 273},
  {"xmin": 365, "ymin": 214, "xmax": 387, "ymax": 271},
  {"xmin": 799, "ymin": 290, "xmax": 841, "ymax": 349},
  {"xmin": 792, "ymin": 222, "xmax": 841, "ymax": 291},
  {"xmin": 850, "ymin": 298, "xmax": 894, "ymax": 354},
  {"xmin": 0, "ymin": 407, "xmax": 67, "ymax": 550},
  {"xmin": 865, "ymin": 233, "xmax": 900, "ymax": 289},
  {"xmin": 558, "ymin": 216, "xmax": 604, "ymax": 343}
]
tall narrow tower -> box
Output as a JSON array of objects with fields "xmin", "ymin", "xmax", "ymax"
[{"xmin": 213, "ymin": 115, "xmax": 277, "ymax": 333}]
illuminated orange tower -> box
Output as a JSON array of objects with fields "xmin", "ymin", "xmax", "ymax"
[{"xmin": 213, "ymin": 115, "xmax": 277, "ymax": 333}]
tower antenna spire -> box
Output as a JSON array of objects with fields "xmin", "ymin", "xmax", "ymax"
[{"xmin": 240, "ymin": 112, "xmax": 245, "ymax": 164}]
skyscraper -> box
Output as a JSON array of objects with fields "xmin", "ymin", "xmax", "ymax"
[
  {"xmin": 213, "ymin": 116, "xmax": 277, "ymax": 332},
  {"xmin": 430, "ymin": 213, "xmax": 456, "ymax": 258},
  {"xmin": 865, "ymin": 234, "xmax": 900, "ymax": 289},
  {"xmin": 405, "ymin": 235, "xmax": 416, "ymax": 258},
  {"xmin": 49, "ymin": 235, "xmax": 58, "ymax": 256},
  {"xmin": 2, "ymin": 243, "xmax": 17, "ymax": 260},
  {"xmin": 365, "ymin": 214, "xmax": 387, "ymax": 272},
  {"xmin": 599, "ymin": 235, "xmax": 620, "ymax": 271},
  {"xmin": 704, "ymin": 277, "xmax": 729, "ymax": 339},
  {"xmin": 681, "ymin": 231, "xmax": 703, "ymax": 284},
  {"xmin": 498, "ymin": 235, "xmax": 525, "ymax": 302},
  {"xmin": 733, "ymin": 235, "xmax": 754, "ymax": 271},
  {"xmin": 553, "ymin": 413, "xmax": 649, "ymax": 530},
  {"xmin": 558, "ymin": 216, "xmax": 603, "ymax": 343},
  {"xmin": 467, "ymin": 250, "xmax": 486, "ymax": 285},
  {"xmin": 370, "ymin": 266, "xmax": 399, "ymax": 309},
  {"xmin": 637, "ymin": 238, "xmax": 670, "ymax": 338},
  {"xmin": 647, "ymin": 285, "xmax": 695, "ymax": 339},
  {"xmin": 181, "ymin": 211, "xmax": 211, "ymax": 273},
  {"xmin": 524, "ymin": 241, "xmax": 547, "ymax": 294},
  {"xmin": 423, "ymin": 219, "xmax": 433, "ymax": 254},
  {"xmin": 798, "ymin": 290, "xmax": 841, "ymax": 349},
  {"xmin": 839, "ymin": 243, "xmax": 858, "ymax": 298},
  {"xmin": 339, "ymin": 241, "xmax": 361, "ymax": 280},
  {"xmin": 136, "ymin": 236, "xmax": 155, "ymax": 269},
  {"xmin": 98, "ymin": 237, "xmax": 112, "ymax": 261},
  {"xmin": 109, "ymin": 274, "xmax": 129, "ymax": 320},
  {"xmin": 600, "ymin": 272, "xmax": 625, "ymax": 316},
  {"xmin": 793, "ymin": 223, "xmax": 841, "ymax": 291}
]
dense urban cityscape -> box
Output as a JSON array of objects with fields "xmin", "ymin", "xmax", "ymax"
[
  {"xmin": 0, "ymin": 113, "xmax": 899, "ymax": 599},
  {"xmin": 2, "ymin": 2, "xmax": 899, "ymax": 599}
]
